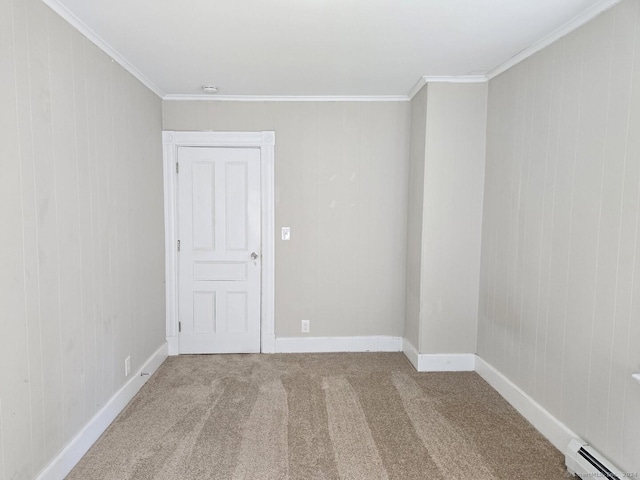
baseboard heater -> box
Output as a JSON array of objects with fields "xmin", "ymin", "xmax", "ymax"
[{"xmin": 565, "ymin": 439, "xmax": 625, "ymax": 479}]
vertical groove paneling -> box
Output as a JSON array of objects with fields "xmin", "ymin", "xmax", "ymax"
[
  {"xmin": 0, "ymin": 0, "xmax": 32, "ymax": 477},
  {"xmin": 0, "ymin": 0, "xmax": 165, "ymax": 477},
  {"xmin": 12, "ymin": 0, "xmax": 45, "ymax": 473},
  {"xmin": 620, "ymin": 0, "xmax": 640, "ymax": 466},
  {"xmin": 49, "ymin": 8, "xmax": 85, "ymax": 443},
  {"xmin": 0, "ymin": 400, "xmax": 4, "ymax": 480},
  {"xmin": 47, "ymin": 11, "xmax": 68, "ymax": 451},
  {"xmin": 27, "ymin": 0, "xmax": 65, "ymax": 463},
  {"xmin": 533, "ymin": 43, "xmax": 557, "ymax": 403},
  {"xmin": 606, "ymin": 0, "xmax": 638, "ymax": 453},
  {"xmin": 587, "ymin": 4, "xmax": 635, "ymax": 447},
  {"xmin": 480, "ymin": 0, "xmax": 640, "ymax": 472},
  {"xmin": 71, "ymin": 27, "xmax": 92, "ymax": 432},
  {"xmin": 538, "ymin": 41, "xmax": 562, "ymax": 408},
  {"xmin": 578, "ymin": 10, "xmax": 615, "ymax": 443}
]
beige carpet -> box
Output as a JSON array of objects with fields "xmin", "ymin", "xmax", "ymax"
[{"xmin": 67, "ymin": 353, "xmax": 568, "ymax": 479}]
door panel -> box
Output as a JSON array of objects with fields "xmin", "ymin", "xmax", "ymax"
[
  {"xmin": 226, "ymin": 292, "xmax": 248, "ymax": 334},
  {"xmin": 178, "ymin": 146, "xmax": 261, "ymax": 353},
  {"xmin": 193, "ymin": 291, "xmax": 215, "ymax": 334},
  {"xmin": 225, "ymin": 162, "xmax": 248, "ymax": 250},
  {"xmin": 191, "ymin": 162, "xmax": 215, "ymax": 250},
  {"xmin": 193, "ymin": 261, "xmax": 247, "ymax": 281}
]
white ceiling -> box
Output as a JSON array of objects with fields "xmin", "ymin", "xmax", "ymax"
[{"xmin": 51, "ymin": 0, "xmax": 617, "ymax": 97}]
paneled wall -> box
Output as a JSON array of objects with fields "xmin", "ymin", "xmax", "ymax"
[
  {"xmin": 0, "ymin": 0, "xmax": 165, "ymax": 478},
  {"xmin": 479, "ymin": 0, "xmax": 640, "ymax": 471},
  {"xmin": 404, "ymin": 83, "xmax": 487, "ymax": 354},
  {"xmin": 420, "ymin": 83, "xmax": 487, "ymax": 354},
  {"xmin": 163, "ymin": 100, "xmax": 410, "ymax": 338},
  {"xmin": 404, "ymin": 85, "xmax": 428, "ymax": 350}
]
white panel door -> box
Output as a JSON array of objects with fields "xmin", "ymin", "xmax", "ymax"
[{"xmin": 178, "ymin": 146, "xmax": 261, "ymax": 353}]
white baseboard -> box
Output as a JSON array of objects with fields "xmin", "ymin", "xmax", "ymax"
[
  {"xmin": 274, "ymin": 335, "xmax": 402, "ymax": 353},
  {"xmin": 36, "ymin": 342, "xmax": 169, "ymax": 480},
  {"xmin": 419, "ymin": 354, "xmax": 475, "ymax": 372},
  {"xmin": 402, "ymin": 339, "xmax": 476, "ymax": 372},
  {"xmin": 167, "ymin": 335, "xmax": 179, "ymax": 356},
  {"xmin": 402, "ymin": 338, "xmax": 420, "ymax": 369},
  {"xmin": 261, "ymin": 333, "xmax": 276, "ymax": 353},
  {"xmin": 475, "ymin": 356, "xmax": 578, "ymax": 452}
]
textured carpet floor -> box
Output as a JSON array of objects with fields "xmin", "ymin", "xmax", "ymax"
[{"xmin": 68, "ymin": 353, "xmax": 568, "ymax": 479}]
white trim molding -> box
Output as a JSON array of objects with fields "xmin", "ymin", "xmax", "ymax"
[
  {"xmin": 275, "ymin": 336, "xmax": 403, "ymax": 354},
  {"xmin": 165, "ymin": 75, "xmax": 489, "ymax": 103},
  {"xmin": 162, "ymin": 131, "xmax": 276, "ymax": 355},
  {"xmin": 402, "ymin": 339, "xmax": 476, "ymax": 372},
  {"xmin": 40, "ymin": 0, "xmax": 164, "ymax": 97},
  {"xmin": 402, "ymin": 338, "xmax": 420, "ymax": 369},
  {"xmin": 163, "ymin": 94, "xmax": 409, "ymax": 102},
  {"xmin": 475, "ymin": 356, "xmax": 579, "ymax": 452},
  {"xmin": 402, "ymin": 338, "xmax": 420, "ymax": 371},
  {"xmin": 407, "ymin": 75, "xmax": 489, "ymax": 100},
  {"xmin": 35, "ymin": 343, "xmax": 168, "ymax": 480},
  {"xmin": 422, "ymin": 75, "xmax": 488, "ymax": 84},
  {"xmin": 487, "ymin": 0, "xmax": 620, "ymax": 79},
  {"xmin": 420, "ymin": 354, "xmax": 475, "ymax": 371},
  {"xmin": 407, "ymin": 77, "xmax": 428, "ymax": 100}
]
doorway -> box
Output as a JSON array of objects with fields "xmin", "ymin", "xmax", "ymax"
[{"xmin": 162, "ymin": 131, "xmax": 275, "ymax": 355}]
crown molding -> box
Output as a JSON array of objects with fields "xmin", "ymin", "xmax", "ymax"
[
  {"xmin": 163, "ymin": 75, "xmax": 489, "ymax": 103},
  {"xmin": 407, "ymin": 77, "xmax": 428, "ymax": 100},
  {"xmin": 407, "ymin": 75, "xmax": 489, "ymax": 100},
  {"xmin": 162, "ymin": 94, "xmax": 410, "ymax": 102},
  {"xmin": 421, "ymin": 75, "xmax": 488, "ymax": 84},
  {"xmin": 41, "ymin": 0, "xmax": 165, "ymax": 98},
  {"xmin": 487, "ymin": 0, "xmax": 621, "ymax": 80}
]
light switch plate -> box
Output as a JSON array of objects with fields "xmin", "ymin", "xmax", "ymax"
[{"xmin": 282, "ymin": 227, "xmax": 291, "ymax": 241}]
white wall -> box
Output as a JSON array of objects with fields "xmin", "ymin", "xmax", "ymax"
[
  {"xmin": 420, "ymin": 83, "xmax": 487, "ymax": 354},
  {"xmin": 163, "ymin": 101, "xmax": 410, "ymax": 339},
  {"xmin": 405, "ymin": 86, "xmax": 428, "ymax": 350},
  {"xmin": 0, "ymin": 0, "xmax": 165, "ymax": 478},
  {"xmin": 479, "ymin": 0, "xmax": 640, "ymax": 471},
  {"xmin": 404, "ymin": 83, "xmax": 487, "ymax": 354}
]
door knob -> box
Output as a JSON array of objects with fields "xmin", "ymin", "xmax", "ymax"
[{"xmin": 251, "ymin": 252, "xmax": 259, "ymax": 260}]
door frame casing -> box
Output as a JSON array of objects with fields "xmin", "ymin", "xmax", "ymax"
[{"xmin": 162, "ymin": 131, "xmax": 276, "ymax": 355}]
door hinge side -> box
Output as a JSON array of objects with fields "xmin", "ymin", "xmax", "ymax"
[
  {"xmin": 177, "ymin": 240, "xmax": 181, "ymax": 252},
  {"xmin": 178, "ymin": 321, "xmax": 182, "ymax": 333},
  {"xmin": 176, "ymin": 162, "xmax": 179, "ymax": 174}
]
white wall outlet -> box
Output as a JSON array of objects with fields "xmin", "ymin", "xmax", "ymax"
[
  {"xmin": 282, "ymin": 227, "xmax": 291, "ymax": 241},
  {"xmin": 125, "ymin": 356, "xmax": 131, "ymax": 377},
  {"xmin": 301, "ymin": 319, "xmax": 310, "ymax": 334}
]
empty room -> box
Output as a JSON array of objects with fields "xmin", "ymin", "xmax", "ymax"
[{"xmin": 1, "ymin": 0, "xmax": 639, "ymax": 478}]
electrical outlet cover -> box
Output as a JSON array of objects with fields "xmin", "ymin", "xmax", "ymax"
[{"xmin": 301, "ymin": 319, "xmax": 310, "ymax": 333}]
